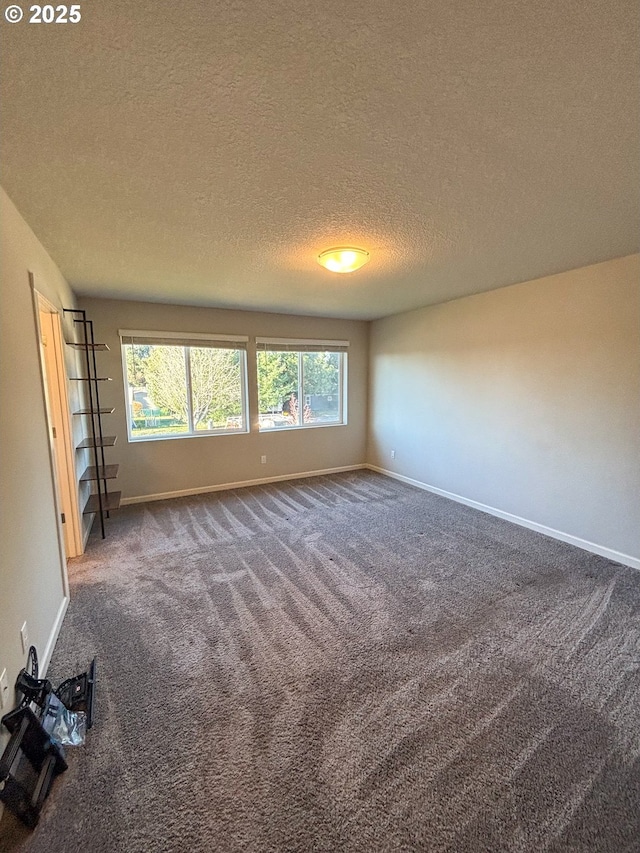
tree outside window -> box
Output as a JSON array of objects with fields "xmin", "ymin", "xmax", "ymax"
[
  {"xmin": 123, "ymin": 339, "xmax": 247, "ymax": 440},
  {"xmin": 256, "ymin": 348, "xmax": 345, "ymax": 430}
]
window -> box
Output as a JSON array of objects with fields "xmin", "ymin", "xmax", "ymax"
[
  {"xmin": 120, "ymin": 330, "xmax": 248, "ymax": 441},
  {"xmin": 256, "ymin": 338, "xmax": 348, "ymax": 431}
]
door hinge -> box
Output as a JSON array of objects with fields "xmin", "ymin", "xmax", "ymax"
[
  {"xmin": 52, "ymin": 426, "xmax": 57, "ymax": 438},
  {"xmin": 61, "ymin": 513, "xmax": 66, "ymax": 524}
]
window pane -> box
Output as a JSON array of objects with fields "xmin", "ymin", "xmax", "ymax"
[
  {"xmin": 125, "ymin": 344, "xmax": 189, "ymax": 438},
  {"xmin": 190, "ymin": 347, "xmax": 245, "ymax": 431},
  {"xmin": 302, "ymin": 352, "xmax": 341, "ymax": 424},
  {"xmin": 257, "ymin": 349, "xmax": 343, "ymax": 430},
  {"xmin": 257, "ymin": 350, "xmax": 300, "ymax": 429}
]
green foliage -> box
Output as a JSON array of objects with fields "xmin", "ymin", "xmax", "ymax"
[
  {"xmin": 302, "ymin": 352, "xmax": 340, "ymax": 395},
  {"xmin": 257, "ymin": 351, "xmax": 298, "ymax": 411},
  {"xmin": 145, "ymin": 346, "xmax": 189, "ymax": 423},
  {"xmin": 256, "ymin": 351, "xmax": 340, "ymax": 413},
  {"xmin": 125, "ymin": 344, "xmax": 150, "ymax": 386},
  {"xmin": 125, "ymin": 343, "xmax": 243, "ymax": 429},
  {"xmin": 189, "ymin": 347, "xmax": 242, "ymax": 426}
]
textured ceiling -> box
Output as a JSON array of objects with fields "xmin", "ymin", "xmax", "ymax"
[{"xmin": 1, "ymin": 0, "xmax": 638, "ymax": 319}]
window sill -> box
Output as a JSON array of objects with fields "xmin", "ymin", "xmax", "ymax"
[
  {"xmin": 127, "ymin": 428, "xmax": 249, "ymax": 443},
  {"xmin": 258, "ymin": 421, "xmax": 347, "ymax": 434}
]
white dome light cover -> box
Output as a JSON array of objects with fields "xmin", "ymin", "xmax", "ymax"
[{"xmin": 318, "ymin": 247, "xmax": 370, "ymax": 273}]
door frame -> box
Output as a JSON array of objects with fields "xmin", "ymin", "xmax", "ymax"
[{"xmin": 31, "ymin": 278, "xmax": 83, "ymax": 577}]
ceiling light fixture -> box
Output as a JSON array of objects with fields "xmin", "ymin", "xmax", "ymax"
[{"xmin": 317, "ymin": 247, "xmax": 370, "ymax": 274}]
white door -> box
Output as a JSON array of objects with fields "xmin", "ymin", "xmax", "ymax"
[{"xmin": 35, "ymin": 288, "xmax": 83, "ymax": 563}]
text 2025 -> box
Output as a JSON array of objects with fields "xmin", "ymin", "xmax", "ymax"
[{"xmin": 29, "ymin": 5, "xmax": 81, "ymax": 23}]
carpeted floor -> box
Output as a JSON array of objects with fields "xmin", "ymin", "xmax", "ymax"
[{"xmin": 2, "ymin": 470, "xmax": 639, "ymax": 852}]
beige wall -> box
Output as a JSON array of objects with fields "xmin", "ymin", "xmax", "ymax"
[
  {"xmin": 78, "ymin": 297, "xmax": 369, "ymax": 501},
  {"xmin": 368, "ymin": 255, "xmax": 640, "ymax": 563},
  {"xmin": 0, "ymin": 188, "xmax": 75, "ymax": 744}
]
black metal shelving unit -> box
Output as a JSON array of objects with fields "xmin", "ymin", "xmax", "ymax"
[{"xmin": 64, "ymin": 309, "xmax": 120, "ymax": 538}]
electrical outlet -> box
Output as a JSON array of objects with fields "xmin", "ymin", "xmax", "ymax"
[
  {"xmin": 391, "ymin": 450, "xmax": 396, "ymax": 459},
  {"xmin": 261, "ymin": 455, "xmax": 267, "ymax": 464},
  {"xmin": 0, "ymin": 668, "xmax": 9, "ymax": 710},
  {"xmin": 20, "ymin": 621, "xmax": 29, "ymax": 654}
]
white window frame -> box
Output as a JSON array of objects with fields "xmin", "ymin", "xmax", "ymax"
[
  {"xmin": 256, "ymin": 337, "xmax": 349, "ymax": 432},
  {"xmin": 120, "ymin": 329, "xmax": 250, "ymax": 442}
]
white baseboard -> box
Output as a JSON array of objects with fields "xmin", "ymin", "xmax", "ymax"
[
  {"xmin": 367, "ymin": 465, "xmax": 640, "ymax": 571},
  {"xmin": 40, "ymin": 595, "xmax": 70, "ymax": 676},
  {"xmin": 120, "ymin": 464, "xmax": 368, "ymax": 506}
]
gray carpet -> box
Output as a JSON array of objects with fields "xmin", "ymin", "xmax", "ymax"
[{"xmin": 2, "ymin": 470, "xmax": 639, "ymax": 852}]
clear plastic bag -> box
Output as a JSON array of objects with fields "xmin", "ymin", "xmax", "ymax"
[{"xmin": 41, "ymin": 693, "xmax": 87, "ymax": 746}]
